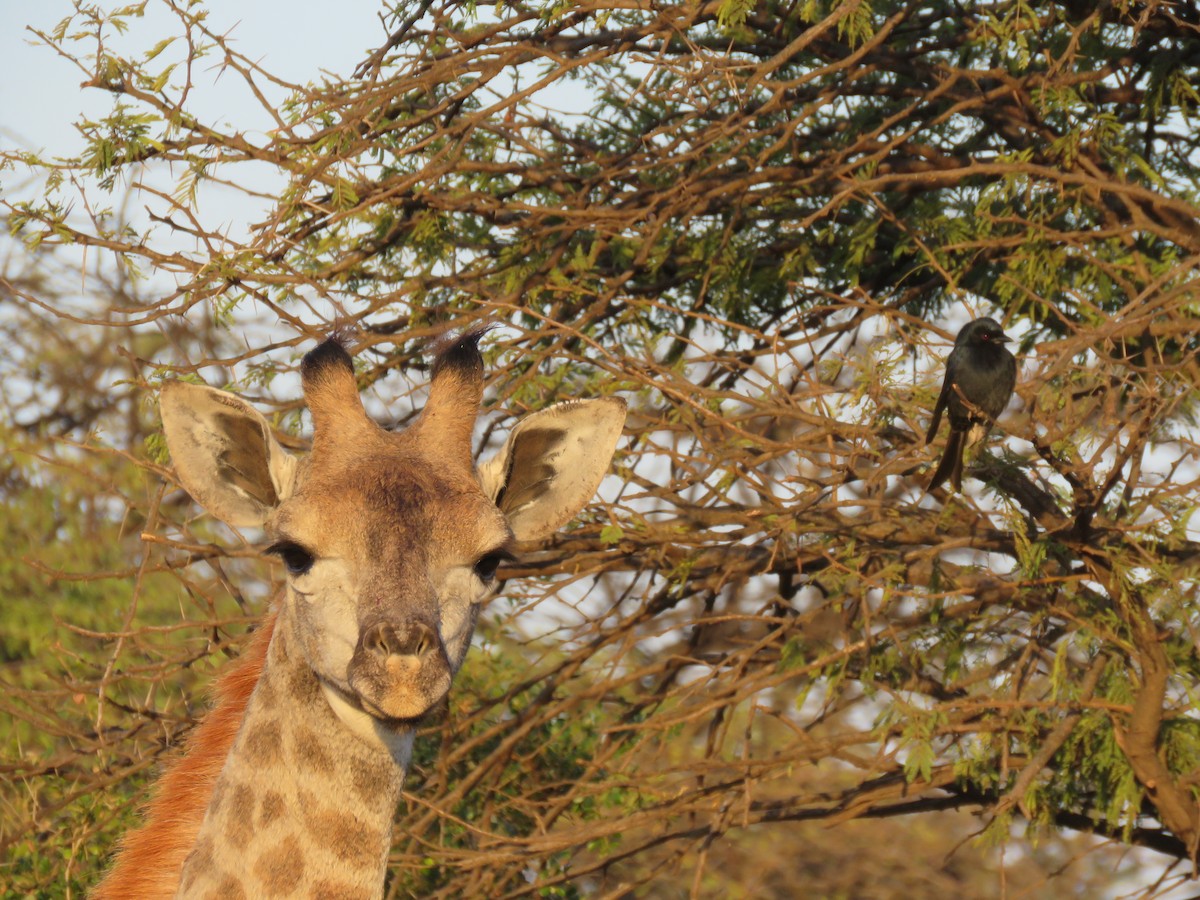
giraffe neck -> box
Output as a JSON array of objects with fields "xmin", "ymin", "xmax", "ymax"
[{"xmin": 176, "ymin": 607, "xmax": 410, "ymax": 898}]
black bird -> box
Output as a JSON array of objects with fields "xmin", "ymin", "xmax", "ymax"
[{"xmin": 926, "ymin": 317, "xmax": 1017, "ymax": 492}]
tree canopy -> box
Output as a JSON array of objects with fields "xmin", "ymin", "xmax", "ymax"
[{"xmin": 2, "ymin": 1, "xmax": 1200, "ymax": 896}]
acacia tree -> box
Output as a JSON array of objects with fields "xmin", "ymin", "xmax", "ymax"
[{"xmin": 2, "ymin": 1, "xmax": 1200, "ymax": 896}]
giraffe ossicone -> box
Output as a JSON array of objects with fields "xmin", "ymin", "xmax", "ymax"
[{"xmin": 96, "ymin": 330, "xmax": 625, "ymax": 899}]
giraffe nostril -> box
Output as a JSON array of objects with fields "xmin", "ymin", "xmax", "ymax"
[
  {"xmin": 407, "ymin": 622, "xmax": 435, "ymax": 657},
  {"xmin": 360, "ymin": 620, "xmax": 436, "ymax": 660},
  {"xmin": 363, "ymin": 622, "xmax": 398, "ymax": 657}
]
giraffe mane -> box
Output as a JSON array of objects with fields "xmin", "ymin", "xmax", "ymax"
[{"xmin": 93, "ymin": 610, "xmax": 277, "ymax": 899}]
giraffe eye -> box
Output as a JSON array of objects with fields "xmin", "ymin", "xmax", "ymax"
[
  {"xmin": 473, "ymin": 549, "xmax": 514, "ymax": 582},
  {"xmin": 267, "ymin": 541, "xmax": 315, "ymax": 576}
]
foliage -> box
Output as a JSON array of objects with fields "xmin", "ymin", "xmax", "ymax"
[{"xmin": 3, "ymin": 0, "xmax": 1200, "ymax": 896}]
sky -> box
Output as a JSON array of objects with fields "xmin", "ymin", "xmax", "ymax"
[{"xmin": 1, "ymin": 0, "xmax": 392, "ymax": 157}]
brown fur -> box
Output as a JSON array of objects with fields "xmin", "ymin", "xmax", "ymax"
[
  {"xmin": 94, "ymin": 611, "xmax": 277, "ymax": 899},
  {"xmin": 301, "ymin": 338, "xmax": 375, "ymax": 442},
  {"xmin": 418, "ymin": 329, "xmax": 487, "ymax": 468}
]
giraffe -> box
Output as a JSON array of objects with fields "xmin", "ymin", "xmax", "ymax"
[{"xmin": 94, "ymin": 329, "xmax": 625, "ymax": 899}]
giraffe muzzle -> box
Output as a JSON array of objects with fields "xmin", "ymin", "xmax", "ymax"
[{"xmin": 346, "ymin": 615, "xmax": 452, "ymax": 720}]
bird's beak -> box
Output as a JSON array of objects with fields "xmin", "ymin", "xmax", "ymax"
[{"xmin": 997, "ymin": 334, "xmax": 1013, "ymax": 343}]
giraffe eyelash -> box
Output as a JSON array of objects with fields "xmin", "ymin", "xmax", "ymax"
[{"xmin": 266, "ymin": 540, "xmax": 316, "ymax": 576}]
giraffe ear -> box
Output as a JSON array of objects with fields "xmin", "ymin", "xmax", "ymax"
[
  {"xmin": 478, "ymin": 398, "xmax": 626, "ymax": 543},
  {"xmin": 160, "ymin": 381, "xmax": 299, "ymax": 528}
]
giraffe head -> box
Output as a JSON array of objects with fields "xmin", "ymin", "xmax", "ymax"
[{"xmin": 159, "ymin": 331, "xmax": 625, "ymax": 736}]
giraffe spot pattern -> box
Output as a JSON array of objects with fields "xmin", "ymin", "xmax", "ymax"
[
  {"xmin": 207, "ymin": 779, "xmax": 227, "ymax": 817},
  {"xmin": 242, "ymin": 719, "xmax": 284, "ymax": 766},
  {"xmin": 179, "ymin": 834, "xmax": 216, "ymax": 893},
  {"xmin": 311, "ymin": 878, "xmax": 368, "ymax": 900},
  {"xmin": 287, "ymin": 662, "xmax": 322, "ymax": 704},
  {"xmin": 204, "ymin": 874, "xmax": 247, "ymax": 900},
  {"xmin": 349, "ymin": 755, "xmax": 386, "ymax": 804},
  {"xmin": 258, "ymin": 789, "xmax": 287, "ymax": 829},
  {"xmin": 252, "ymin": 832, "xmax": 305, "ymax": 897},
  {"xmin": 303, "ymin": 803, "xmax": 380, "ymax": 870},
  {"xmin": 224, "ymin": 782, "xmax": 256, "ymax": 847},
  {"xmin": 293, "ymin": 725, "xmax": 336, "ymax": 775},
  {"xmin": 254, "ymin": 668, "xmax": 278, "ymax": 705}
]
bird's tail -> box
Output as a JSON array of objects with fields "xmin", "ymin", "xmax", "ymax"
[{"xmin": 928, "ymin": 428, "xmax": 965, "ymax": 492}]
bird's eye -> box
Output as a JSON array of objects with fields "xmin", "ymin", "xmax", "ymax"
[
  {"xmin": 267, "ymin": 541, "xmax": 315, "ymax": 576},
  {"xmin": 473, "ymin": 549, "xmax": 514, "ymax": 582}
]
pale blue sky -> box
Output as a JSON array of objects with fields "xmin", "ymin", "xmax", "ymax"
[{"xmin": 1, "ymin": 0, "xmax": 392, "ymax": 155}]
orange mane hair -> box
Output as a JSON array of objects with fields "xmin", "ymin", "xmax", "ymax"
[{"xmin": 93, "ymin": 610, "xmax": 277, "ymax": 899}]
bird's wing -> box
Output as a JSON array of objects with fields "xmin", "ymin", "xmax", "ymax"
[
  {"xmin": 925, "ymin": 373, "xmax": 952, "ymax": 444},
  {"xmin": 1001, "ymin": 353, "xmax": 1017, "ymax": 401}
]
